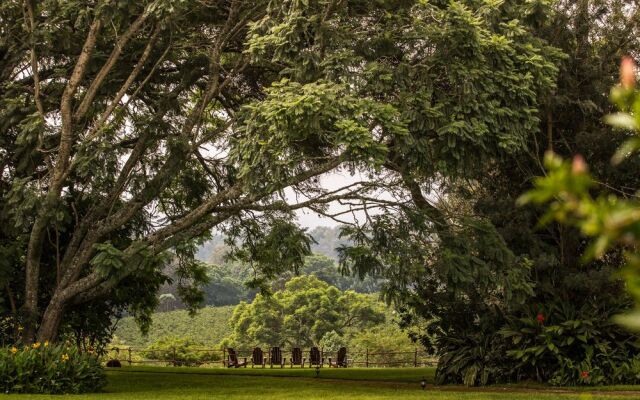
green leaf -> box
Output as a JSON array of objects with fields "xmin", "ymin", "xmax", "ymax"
[{"xmin": 604, "ymin": 112, "xmax": 638, "ymax": 131}]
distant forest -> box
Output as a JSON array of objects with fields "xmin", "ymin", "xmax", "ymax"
[
  {"xmin": 157, "ymin": 226, "xmax": 381, "ymax": 311},
  {"xmin": 195, "ymin": 225, "xmax": 346, "ymax": 262}
]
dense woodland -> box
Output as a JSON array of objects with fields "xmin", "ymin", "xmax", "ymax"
[{"xmin": 2, "ymin": 0, "xmax": 640, "ymax": 390}]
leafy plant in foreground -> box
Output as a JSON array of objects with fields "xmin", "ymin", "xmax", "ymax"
[
  {"xmin": 521, "ymin": 57, "xmax": 640, "ymax": 331},
  {"xmin": 0, "ymin": 342, "xmax": 105, "ymax": 394}
]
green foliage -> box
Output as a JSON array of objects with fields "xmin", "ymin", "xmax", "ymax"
[
  {"xmin": 143, "ymin": 337, "xmax": 220, "ymax": 366},
  {"xmin": 500, "ymin": 302, "xmax": 640, "ymax": 386},
  {"xmin": 347, "ymin": 322, "xmax": 417, "ymax": 366},
  {"xmin": 435, "ymin": 332, "xmax": 509, "ymax": 387},
  {"xmin": 0, "ymin": 342, "xmax": 105, "ymax": 394},
  {"xmin": 231, "ymin": 80, "xmax": 401, "ymax": 186},
  {"xmin": 1, "ymin": 0, "xmax": 564, "ymax": 346},
  {"xmin": 273, "ymin": 254, "xmax": 381, "ymax": 293},
  {"xmin": 318, "ymin": 330, "xmax": 345, "ymax": 353},
  {"xmin": 202, "ymin": 263, "xmax": 253, "ymax": 307},
  {"xmin": 192, "ymin": 229, "xmax": 375, "ymax": 308},
  {"xmin": 225, "ymin": 275, "xmax": 385, "ymax": 347},
  {"xmin": 337, "ymin": 0, "xmax": 640, "ymax": 387},
  {"xmin": 521, "ymin": 73, "xmax": 640, "ymax": 331},
  {"xmin": 112, "ymin": 306, "xmax": 234, "ymax": 348},
  {"xmin": 339, "ymin": 211, "xmax": 538, "ymax": 386},
  {"xmin": 225, "ymin": 220, "xmax": 315, "ymax": 292}
]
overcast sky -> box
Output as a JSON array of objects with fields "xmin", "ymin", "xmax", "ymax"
[{"xmin": 293, "ymin": 170, "xmax": 359, "ymax": 228}]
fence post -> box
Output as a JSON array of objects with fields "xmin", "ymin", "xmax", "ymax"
[
  {"xmin": 128, "ymin": 348, "xmax": 132, "ymax": 366},
  {"xmin": 365, "ymin": 348, "xmax": 369, "ymax": 368},
  {"xmin": 222, "ymin": 347, "xmax": 226, "ymax": 368},
  {"xmin": 414, "ymin": 348, "xmax": 418, "ymax": 367}
]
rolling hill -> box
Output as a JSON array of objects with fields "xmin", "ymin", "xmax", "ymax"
[{"xmin": 112, "ymin": 306, "xmax": 234, "ymax": 348}]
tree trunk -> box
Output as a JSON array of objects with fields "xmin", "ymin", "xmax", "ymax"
[
  {"xmin": 23, "ymin": 218, "xmax": 48, "ymax": 343},
  {"xmin": 37, "ymin": 297, "xmax": 66, "ymax": 342}
]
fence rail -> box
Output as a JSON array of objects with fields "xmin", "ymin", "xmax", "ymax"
[{"xmin": 106, "ymin": 347, "xmax": 437, "ymax": 368}]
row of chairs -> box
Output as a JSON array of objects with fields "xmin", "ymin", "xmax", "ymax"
[{"xmin": 226, "ymin": 346, "xmax": 347, "ymax": 368}]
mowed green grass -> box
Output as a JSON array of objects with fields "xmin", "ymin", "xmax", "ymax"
[
  {"xmin": 5, "ymin": 367, "xmax": 640, "ymax": 399},
  {"xmin": 120, "ymin": 365, "xmax": 438, "ymax": 382}
]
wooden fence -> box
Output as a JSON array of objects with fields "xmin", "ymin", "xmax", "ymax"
[{"xmin": 106, "ymin": 347, "xmax": 437, "ymax": 368}]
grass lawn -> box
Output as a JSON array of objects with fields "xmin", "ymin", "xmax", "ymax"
[{"xmin": 5, "ymin": 367, "xmax": 640, "ymax": 399}]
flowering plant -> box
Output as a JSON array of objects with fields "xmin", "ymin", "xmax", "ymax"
[{"xmin": 0, "ymin": 342, "xmax": 105, "ymax": 394}]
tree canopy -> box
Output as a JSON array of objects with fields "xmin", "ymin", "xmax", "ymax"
[
  {"xmin": 224, "ymin": 275, "xmax": 384, "ymax": 347},
  {"xmin": 338, "ymin": 0, "xmax": 640, "ymax": 386},
  {"xmin": 0, "ymin": 0, "xmax": 559, "ymax": 344}
]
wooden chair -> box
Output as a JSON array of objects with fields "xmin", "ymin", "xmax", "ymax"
[
  {"xmin": 226, "ymin": 348, "xmax": 247, "ymax": 368},
  {"xmin": 251, "ymin": 347, "xmax": 266, "ymax": 368},
  {"xmin": 308, "ymin": 346, "xmax": 324, "ymax": 368},
  {"xmin": 329, "ymin": 347, "xmax": 347, "ymax": 368},
  {"xmin": 269, "ymin": 346, "xmax": 285, "ymax": 368},
  {"xmin": 290, "ymin": 347, "xmax": 305, "ymax": 368}
]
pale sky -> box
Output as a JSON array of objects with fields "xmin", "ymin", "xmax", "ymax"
[
  {"xmin": 291, "ymin": 168, "xmax": 395, "ymax": 228},
  {"xmin": 293, "ymin": 170, "xmax": 360, "ymax": 228}
]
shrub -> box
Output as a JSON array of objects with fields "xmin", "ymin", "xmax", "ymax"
[
  {"xmin": 143, "ymin": 336, "xmax": 220, "ymax": 366},
  {"xmin": 319, "ymin": 331, "xmax": 345, "ymax": 353},
  {"xmin": 500, "ymin": 302, "xmax": 640, "ymax": 386},
  {"xmin": 435, "ymin": 332, "xmax": 511, "ymax": 386},
  {"xmin": 348, "ymin": 324, "xmax": 417, "ymax": 367},
  {"xmin": 0, "ymin": 342, "xmax": 106, "ymax": 394}
]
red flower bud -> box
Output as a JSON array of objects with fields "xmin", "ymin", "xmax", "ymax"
[
  {"xmin": 621, "ymin": 56, "xmax": 636, "ymax": 89},
  {"xmin": 581, "ymin": 371, "xmax": 589, "ymax": 379},
  {"xmin": 536, "ymin": 313, "xmax": 545, "ymax": 324}
]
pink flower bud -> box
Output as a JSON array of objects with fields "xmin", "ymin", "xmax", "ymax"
[
  {"xmin": 621, "ymin": 56, "xmax": 636, "ymax": 89},
  {"xmin": 572, "ymin": 155, "xmax": 587, "ymax": 174}
]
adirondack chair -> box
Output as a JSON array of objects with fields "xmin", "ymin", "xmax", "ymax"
[
  {"xmin": 251, "ymin": 347, "xmax": 266, "ymax": 368},
  {"xmin": 226, "ymin": 348, "xmax": 247, "ymax": 368},
  {"xmin": 308, "ymin": 346, "xmax": 324, "ymax": 368},
  {"xmin": 269, "ymin": 346, "xmax": 285, "ymax": 368},
  {"xmin": 329, "ymin": 347, "xmax": 347, "ymax": 368},
  {"xmin": 289, "ymin": 347, "xmax": 305, "ymax": 368}
]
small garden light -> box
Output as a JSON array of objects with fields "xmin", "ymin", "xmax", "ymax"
[{"xmin": 420, "ymin": 377, "xmax": 427, "ymax": 390}]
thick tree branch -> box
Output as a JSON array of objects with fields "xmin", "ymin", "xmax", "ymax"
[
  {"xmin": 23, "ymin": 16, "xmax": 102, "ymax": 341},
  {"xmin": 84, "ymin": 24, "xmax": 163, "ymax": 142},
  {"xmin": 23, "ymin": 0, "xmax": 45, "ymax": 123},
  {"xmin": 74, "ymin": 6, "xmax": 155, "ymax": 120}
]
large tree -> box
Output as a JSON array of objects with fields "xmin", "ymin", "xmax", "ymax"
[
  {"xmin": 0, "ymin": 0, "xmax": 557, "ymax": 343},
  {"xmin": 225, "ymin": 275, "xmax": 384, "ymax": 347},
  {"xmin": 340, "ymin": 0, "xmax": 640, "ymax": 386}
]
